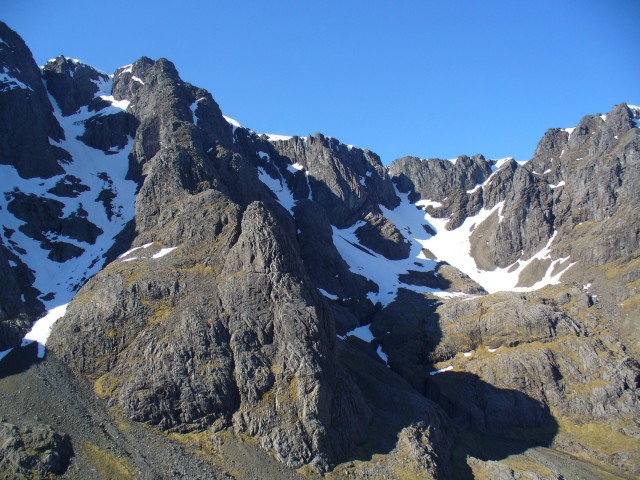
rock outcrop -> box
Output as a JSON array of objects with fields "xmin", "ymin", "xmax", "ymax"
[
  {"xmin": 0, "ymin": 421, "xmax": 73, "ymax": 478},
  {"xmin": 0, "ymin": 22, "xmax": 68, "ymax": 179}
]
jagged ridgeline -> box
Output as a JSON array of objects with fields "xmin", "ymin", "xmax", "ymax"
[{"xmin": 0, "ymin": 20, "xmax": 639, "ymax": 479}]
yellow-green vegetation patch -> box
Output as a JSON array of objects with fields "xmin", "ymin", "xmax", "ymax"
[
  {"xmin": 564, "ymin": 378, "xmax": 610, "ymax": 399},
  {"xmin": 187, "ymin": 263, "xmax": 216, "ymax": 277},
  {"xmin": 391, "ymin": 462, "xmax": 435, "ymax": 480},
  {"xmin": 620, "ymin": 295, "xmax": 640, "ymax": 312},
  {"xmin": 111, "ymin": 409, "xmax": 133, "ymax": 432},
  {"xmin": 94, "ymin": 373, "xmax": 119, "ymax": 398},
  {"xmin": 603, "ymin": 253, "xmax": 640, "ymax": 280},
  {"xmin": 555, "ymin": 414, "xmax": 640, "ymax": 458},
  {"xmin": 118, "ymin": 263, "xmax": 149, "ymax": 286},
  {"xmin": 139, "ymin": 297, "xmax": 174, "ymax": 325},
  {"xmin": 326, "ymin": 454, "xmax": 388, "ymax": 480},
  {"xmin": 83, "ymin": 442, "xmax": 136, "ymax": 480},
  {"xmin": 501, "ymin": 454, "xmax": 557, "ymax": 478},
  {"xmin": 168, "ymin": 430, "xmax": 229, "ymax": 470}
]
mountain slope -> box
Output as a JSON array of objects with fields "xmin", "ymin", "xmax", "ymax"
[{"xmin": 0, "ymin": 21, "xmax": 638, "ymax": 479}]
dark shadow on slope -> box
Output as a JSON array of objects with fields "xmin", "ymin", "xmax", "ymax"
[
  {"xmin": 337, "ymin": 337, "xmax": 445, "ymax": 460},
  {"xmin": 427, "ymin": 371, "xmax": 559, "ymax": 479},
  {"xmin": 336, "ymin": 288, "xmax": 560, "ymax": 478},
  {"xmin": 337, "ymin": 335, "xmax": 558, "ymax": 479},
  {"xmin": 398, "ymin": 266, "xmax": 452, "ymax": 289},
  {"xmin": 0, "ymin": 340, "xmax": 40, "ymax": 379}
]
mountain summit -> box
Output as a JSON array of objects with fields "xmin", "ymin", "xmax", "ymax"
[{"xmin": 0, "ymin": 21, "xmax": 638, "ymax": 479}]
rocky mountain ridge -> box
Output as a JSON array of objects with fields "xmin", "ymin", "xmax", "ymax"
[{"xmin": 1, "ymin": 21, "xmax": 639, "ymax": 479}]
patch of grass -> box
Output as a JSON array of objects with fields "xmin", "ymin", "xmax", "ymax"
[
  {"xmin": 555, "ymin": 415, "xmax": 639, "ymax": 457},
  {"xmin": 326, "ymin": 454, "xmax": 388, "ymax": 480},
  {"xmin": 391, "ymin": 463, "xmax": 433, "ymax": 480},
  {"xmin": 288, "ymin": 376, "xmax": 299, "ymax": 401},
  {"xmin": 94, "ymin": 373, "xmax": 118, "ymax": 398},
  {"xmin": 112, "ymin": 411, "xmax": 132, "ymax": 432},
  {"xmin": 603, "ymin": 253, "xmax": 640, "ymax": 280},
  {"xmin": 620, "ymin": 295, "xmax": 640, "ymax": 312},
  {"xmin": 83, "ymin": 442, "xmax": 136, "ymax": 480}
]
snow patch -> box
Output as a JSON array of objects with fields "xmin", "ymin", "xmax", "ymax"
[
  {"xmin": 318, "ymin": 288, "xmax": 338, "ymax": 300},
  {"xmin": 99, "ymin": 95, "xmax": 130, "ymax": 111},
  {"xmin": 549, "ymin": 180, "xmax": 565, "ymax": 189},
  {"xmin": 264, "ymin": 133, "xmax": 294, "ymax": 141},
  {"xmin": 257, "ymin": 167, "xmax": 296, "ymax": 213},
  {"xmin": 333, "ymin": 189, "xmax": 473, "ymax": 306},
  {"xmin": 131, "ymin": 75, "xmax": 144, "ymax": 85},
  {"xmin": 466, "ymin": 159, "xmax": 511, "ymax": 194},
  {"xmin": 288, "ymin": 162, "xmax": 305, "ymax": 173},
  {"xmin": 21, "ymin": 304, "xmax": 69, "ymax": 358},
  {"xmin": 463, "ymin": 351, "xmax": 473, "ymax": 357},
  {"xmin": 0, "ymin": 67, "xmax": 33, "ymax": 92},
  {"xmin": 417, "ymin": 197, "xmax": 571, "ymax": 293},
  {"xmin": 376, "ymin": 345, "xmax": 389, "ymax": 364},
  {"xmin": 152, "ymin": 247, "xmax": 177, "ymax": 259},
  {"xmin": 190, "ymin": 98, "xmax": 205, "ymax": 125},
  {"xmin": 119, "ymin": 242, "xmax": 154, "ymax": 259},
  {"xmin": 430, "ymin": 365, "xmax": 453, "ymax": 375},
  {"xmin": 0, "ymin": 348, "xmax": 12, "ymax": 362},
  {"xmin": 0, "ymin": 74, "xmax": 137, "ymax": 361},
  {"xmin": 223, "ymin": 115, "xmax": 242, "ymax": 129},
  {"xmin": 415, "ymin": 199, "xmax": 443, "ymax": 209},
  {"xmin": 563, "ymin": 127, "xmax": 576, "ymax": 139},
  {"xmin": 347, "ymin": 324, "xmax": 374, "ymax": 343},
  {"xmin": 629, "ymin": 105, "xmax": 640, "ymax": 128},
  {"xmin": 0, "ymin": 75, "xmax": 139, "ymax": 365}
]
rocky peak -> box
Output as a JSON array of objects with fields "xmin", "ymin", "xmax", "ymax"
[
  {"xmin": 266, "ymin": 133, "xmax": 399, "ymax": 227},
  {"xmin": 389, "ymin": 154, "xmax": 494, "ymax": 203},
  {"xmin": 42, "ymin": 56, "xmax": 110, "ymax": 116},
  {"xmin": 113, "ymin": 56, "xmax": 233, "ymax": 185},
  {"xmin": 0, "ymin": 21, "xmax": 68, "ymax": 178}
]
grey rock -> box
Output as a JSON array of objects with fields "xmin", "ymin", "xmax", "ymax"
[
  {"xmin": 268, "ymin": 133, "xmax": 399, "ymax": 227},
  {"xmin": 42, "ymin": 56, "xmax": 109, "ymax": 116},
  {"xmin": 0, "ymin": 421, "xmax": 73, "ymax": 478},
  {"xmin": 7, "ymin": 191, "xmax": 103, "ymax": 248},
  {"xmin": 390, "ymin": 154, "xmax": 493, "ymax": 204},
  {"xmin": 0, "ymin": 21, "xmax": 68, "ymax": 179},
  {"xmin": 355, "ymin": 211, "xmax": 411, "ymax": 260},
  {"xmin": 79, "ymin": 110, "xmax": 138, "ymax": 152},
  {"xmin": 47, "ymin": 175, "xmax": 91, "ymax": 198}
]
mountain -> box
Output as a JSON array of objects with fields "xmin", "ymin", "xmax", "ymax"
[{"xmin": 0, "ymin": 21, "xmax": 638, "ymax": 479}]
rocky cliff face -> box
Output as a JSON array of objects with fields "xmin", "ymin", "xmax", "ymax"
[{"xmin": 1, "ymin": 20, "xmax": 638, "ymax": 479}]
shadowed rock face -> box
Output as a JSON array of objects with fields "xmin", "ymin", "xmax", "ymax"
[
  {"xmin": 1, "ymin": 19, "xmax": 639, "ymax": 479},
  {"xmin": 0, "ymin": 23, "xmax": 68, "ymax": 179},
  {"xmin": 43, "ymin": 56, "xmax": 110, "ymax": 117}
]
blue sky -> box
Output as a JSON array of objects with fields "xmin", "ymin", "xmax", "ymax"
[{"xmin": 2, "ymin": 0, "xmax": 639, "ymax": 164}]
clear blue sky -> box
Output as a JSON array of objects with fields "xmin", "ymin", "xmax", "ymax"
[{"xmin": 2, "ymin": 0, "xmax": 639, "ymax": 164}]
